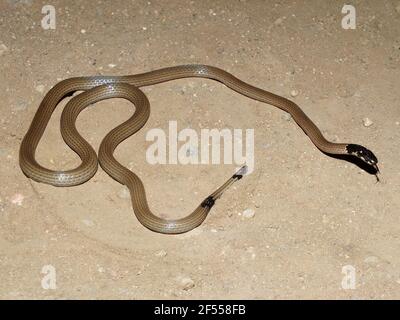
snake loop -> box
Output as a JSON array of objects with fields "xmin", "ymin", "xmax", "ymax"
[{"xmin": 19, "ymin": 65, "xmax": 379, "ymax": 234}]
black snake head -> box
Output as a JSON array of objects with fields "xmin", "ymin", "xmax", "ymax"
[{"xmin": 346, "ymin": 144, "xmax": 379, "ymax": 172}]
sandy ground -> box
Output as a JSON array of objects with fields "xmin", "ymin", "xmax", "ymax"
[{"xmin": 1, "ymin": 0, "xmax": 400, "ymax": 299}]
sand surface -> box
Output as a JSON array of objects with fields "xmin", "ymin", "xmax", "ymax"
[{"xmin": 1, "ymin": 0, "xmax": 399, "ymax": 299}]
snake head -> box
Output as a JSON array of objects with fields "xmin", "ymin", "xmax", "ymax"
[{"xmin": 346, "ymin": 144, "xmax": 379, "ymax": 172}]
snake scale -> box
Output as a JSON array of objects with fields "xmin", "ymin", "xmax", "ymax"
[{"xmin": 19, "ymin": 65, "xmax": 379, "ymax": 234}]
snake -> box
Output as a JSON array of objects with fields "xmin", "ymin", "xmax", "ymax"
[{"xmin": 19, "ymin": 65, "xmax": 379, "ymax": 234}]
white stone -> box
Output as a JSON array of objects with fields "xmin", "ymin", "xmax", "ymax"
[
  {"xmin": 362, "ymin": 117, "xmax": 373, "ymax": 127},
  {"xmin": 179, "ymin": 277, "xmax": 195, "ymax": 290},
  {"xmin": 35, "ymin": 84, "xmax": 45, "ymax": 93},
  {"xmin": 0, "ymin": 43, "xmax": 8, "ymax": 55},
  {"xmin": 117, "ymin": 187, "xmax": 130, "ymax": 199},
  {"xmin": 242, "ymin": 208, "xmax": 255, "ymax": 218},
  {"xmin": 10, "ymin": 193, "xmax": 24, "ymax": 206},
  {"xmin": 155, "ymin": 250, "xmax": 167, "ymax": 257}
]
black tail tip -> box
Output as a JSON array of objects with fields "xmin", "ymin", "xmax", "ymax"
[
  {"xmin": 201, "ymin": 196, "xmax": 215, "ymax": 209},
  {"xmin": 232, "ymin": 165, "xmax": 248, "ymax": 180}
]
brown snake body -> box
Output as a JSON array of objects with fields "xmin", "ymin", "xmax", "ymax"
[{"xmin": 19, "ymin": 65, "xmax": 379, "ymax": 234}]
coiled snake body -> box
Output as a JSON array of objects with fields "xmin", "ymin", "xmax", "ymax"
[{"xmin": 19, "ymin": 65, "xmax": 379, "ymax": 234}]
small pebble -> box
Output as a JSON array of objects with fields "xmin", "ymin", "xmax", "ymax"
[
  {"xmin": 362, "ymin": 117, "xmax": 373, "ymax": 127},
  {"xmin": 281, "ymin": 113, "xmax": 292, "ymax": 121},
  {"xmin": 290, "ymin": 89, "xmax": 299, "ymax": 97},
  {"xmin": 127, "ymin": 162, "xmax": 135, "ymax": 170},
  {"xmin": 246, "ymin": 247, "xmax": 256, "ymax": 259},
  {"xmin": 10, "ymin": 193, "xmax": 24, "ymax": 206},
  {"xmin": 179, "ymin": 277, "xmax": 195, "ymax": 290},
  {"xmin": 117, "ymin": 187, "xmax": 130, "ymax": 199},
  {"xmin": 274, "ymin": 17, "xmax": 283, "ymax": 25},
  {"xmin": 155, "ymin": 250, "xmax": 167, "ymax": 257},
  {"xmin": 108, "ymin": 63, "xmax": 116, "ymax": 68},
  {"xmin": 80, "ymin": 29, "xmax": 86, "ymax": 34},
  {"xmin": 0, "ymin": 43, "xmax": 8, "ymax": 55},
  {"xmin": 97, "ymin": 266, "xmax": 105, "ymax": 273},
  {"xmin": 242, "ymin": 208, "xmax": 255, "ymax": 218},
  {"xmin": 35, "ymin": 84, "xmax": 45, "ymax": 94}
]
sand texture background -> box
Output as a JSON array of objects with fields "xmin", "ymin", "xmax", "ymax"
[{"xmin": 0, "ymin": 0, "xmax": 399, "ymax": 299}]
